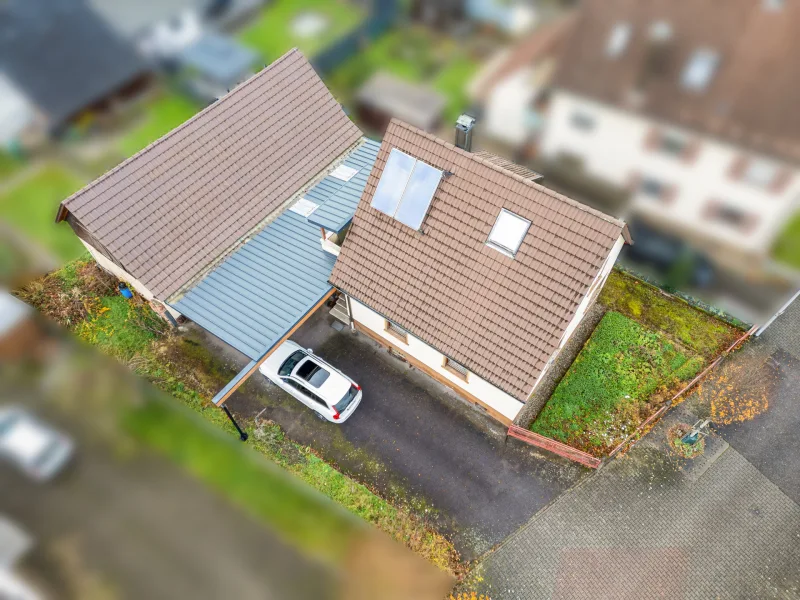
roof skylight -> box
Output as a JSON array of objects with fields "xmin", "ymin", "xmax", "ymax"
[
  {"xmin": 370, "ymin": 149, "xmax": 443, "ymax": 231},
  {"xmin": 487, "ymin": 209, "xmax": 531, "ymax": 257},
  {"xmin": 606, "ymin": 22, "xmax": 632, "ymax": 58},
  {"xmin": 289, "ymin": 197, "xmax": 319, "ymax": 217},
  {"xmin": 681, "ymin": 49, "xmax": 720, "ymax": 92},
  {"xmin": 330, "ymin": 164, "xmax": 359, "ymax": 181}
]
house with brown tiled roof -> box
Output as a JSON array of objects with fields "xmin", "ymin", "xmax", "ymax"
[
  {"xmin": 56, "ymin": 49, "xmax": 363, "ymax": 320},
  {"xmin": 329, "ymin": 119, "xmax": 630, "ymax": 424},
  {"xmin": 484, "ymin": 0, "xmax": 800, "ymax": 277}
]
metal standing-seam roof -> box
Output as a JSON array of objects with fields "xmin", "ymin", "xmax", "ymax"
[
  {"xmin": 307, "ymin": 138, "xmax": 381, "ymax": 232},
  {"xmin": 330, "ymin": 120, "xmax": 630, "ymax": 402},
  {"xmin": 57, "ymin": 48, "xmax": 361, "ymax": 300},
  {"xmin": 170, "ymin": 138, "xmax": 380, "ymax": 361}
]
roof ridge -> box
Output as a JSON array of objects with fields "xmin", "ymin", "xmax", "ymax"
[
  {"xmin": 388, "ymin": 119, "xmax": 626, "ymax": 230},
  {"xmin": 60, "ymin": 48, "xmax": 303, "ymax": 213}
]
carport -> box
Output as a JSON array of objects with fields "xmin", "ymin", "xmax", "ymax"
[{"xmin": 168, "ymin": 139, "xmax": 380, "ymax": 437}]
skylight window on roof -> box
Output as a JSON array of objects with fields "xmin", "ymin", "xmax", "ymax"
[
  {"xmin": 487, "ymin": 209, "xmax": 531, "ymax": 257},
  {"xmin": 606, "ymin": 22, "xmax": 632, "ymax": 58},
  {"xmin": 330, "ymin": 164, "xmax": 359, "ymax": 181},
  {"xmin": 681, "ymin": 49, "xmax": 719, "ymax": 92},
  {"xmin": 370, "ymin": 149, "xmax": 443, "ymax": 231},
  {"xmin": 289, "ymin": 197, "xmax": 319, "ymax": 217}
]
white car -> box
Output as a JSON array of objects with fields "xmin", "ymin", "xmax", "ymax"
[
  {"xmin": 0, "ymin": 406, "xmax": 74, "ymax": 481},
  {"xmin": 259, "ymin": 341, "xmax": 362, "ymax": 423}
]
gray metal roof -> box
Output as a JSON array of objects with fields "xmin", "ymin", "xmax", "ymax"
[
  {"xmin": 171, "ymin": 210, "xmax": 336, "ymax": 360},
  {"xmin": 169, "ymin": 138, "xmax": 379, "ymax": 362},
  {"xmin": 179, "ymin": 34, "xmax": 258, "ymax": 85},
  {"xmin": 307, "ymin": 138, "xmax": 381, "ymax": 233}
]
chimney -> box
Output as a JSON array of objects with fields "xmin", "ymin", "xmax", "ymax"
[
  {"xmin": 455, "ymin": 114, "xmax": 476, "ymax": 152},
  {"xmin": 635, "ymin": 20, "xmax": 673, "ymax": 92}
]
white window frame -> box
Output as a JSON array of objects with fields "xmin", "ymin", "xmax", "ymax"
[{"xmin": 487, "ymin": 209, "xmax": 532, "ymax": 257}]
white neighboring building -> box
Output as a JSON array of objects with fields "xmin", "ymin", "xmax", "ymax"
[
  {"xmin": 534, "ymin": 0, "xmax": 800, "ymax": 272},
  {"xmin": 540, "ymin": 91, "xmax": 800, "ymax": 266},
  {"xmin": 0, "ymin": 74, "xmax": 36, "ymax": 151}
]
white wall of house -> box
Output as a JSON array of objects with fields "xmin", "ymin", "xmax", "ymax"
[
  {"xmin": 79, "ymin": 239, "xmax": 182, "ymax": 320},
  {"xmin": 539, "ymin": 90, "xmax": 800, "ymax": 256},
  {"xmin": 348, "ymin": 298, "xmax": 525, "ymax": 421}
]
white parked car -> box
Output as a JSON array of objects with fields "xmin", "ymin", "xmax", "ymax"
[
  {"xmin": 259, "ymin": 341, "xmax": 362, "ymax": 423},
  {"xmin": 0, "ymin": 406, "xmax": 74, "ymax": 481}
]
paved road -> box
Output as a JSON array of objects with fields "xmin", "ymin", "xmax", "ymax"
[
  {"xmin": 210, "ymin": 310, "xmax": 587, "ymax": 559},
  {"xmin": 0, "ymin": 401, "xmax": 333, "ymax": 600},
  {"xmin": 476, "ymin": 414, "xmax": 800, "ymax": 599},
  {"xmin": 475, "ymin": 295, "xmax": 800, "ymax": 599}
]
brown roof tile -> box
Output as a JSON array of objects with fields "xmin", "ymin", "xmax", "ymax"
[
  {"xmin": 330, "ymin": 120, "xmax": 627, "ymax": 401},
  {"xmin": 60, "ymin": 49, "xmax": 361, "ymax": 299}
]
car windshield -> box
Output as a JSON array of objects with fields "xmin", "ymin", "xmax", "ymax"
[
  {"xmin": 278, "ymin": 350, "xmax": 306, "ymax": 377},
  {"xmin": 295, "ymin": 359, "xmax": 330, "ymax": 388},
  {"xmin": 334, "ymin": 386, "xmax": 358, "ymax": 414}
]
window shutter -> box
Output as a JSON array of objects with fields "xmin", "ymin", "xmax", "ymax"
[
  {"xmin": 770, "ymin": 168, "xmax": 792, "ymax": 194},
  {"xmin": 626, "ymin": 171, "xmax": 641, "ymax": 193},
  {"xmin": 663, "ymin": 184, "xmax": 678, "ymax": 204},
  {"xmin": 643, "ymin": 127, "xmax": 662, "ymax": 151},
  {"xmin": 682, "ymin": 139, "xmax": 701, "ymax": 164},
  {"xmin": 728, "ymin": 155, "xmax": 749, "ymax": 180},
  {"xmin": 703, "ymin": 199, "xmax": 721, "ymax": 219},
  {"xmin": 743, "ymin": 213, "xmax": 760, "ymax": 234}
]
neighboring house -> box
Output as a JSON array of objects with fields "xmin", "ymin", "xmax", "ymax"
[
  {"xmin": 0, "ymin": 291, "xmax": 38, "ymax": 361},
  {"xmin": 0, "ymin": 0, "xmax": 150, "ymax": 138},
  {"xmin": 465, "ymin": 0, "xmax": 538, "ymax": 36},
  {"xmin": 469, "ymin": 13, "xmax": 575, "ymax": 148},
  {"xmin": 536, "ymin": 0, "xmax": 800, "ymax": 274},
  {"xmin": 55, "ymin": 48, "xmax": 629, "ymax": 427},
  {"xmin": 355, "ymin": 72, "xmax": 447, "ymax": 134},
  {"xmin": 329, "ymin": 119, "xmax": 629, "ymax": 424},
  {"xmin": 88, "ymin": 0, "xmax": 205, "ymax": 61}
]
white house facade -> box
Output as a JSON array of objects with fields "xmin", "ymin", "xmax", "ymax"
[{"xmin": 539, "ymin": 91, "xmax": 799, "ymax": 265}]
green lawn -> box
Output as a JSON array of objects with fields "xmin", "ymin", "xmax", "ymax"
[
  {"xmin": 327, "ymin": 29, "xmax": 480, "ymax": 124},
  {"xmin": 772, "ymin": 212, "xmax": 800, "ymax": 270},
  {"xmin": 531, "ymin": 311, "xmax": 703, "ymax": 455},
  {"xmin": 598, "ymin": 269, "xmax": 741, "ymax": 359},
  {"xmin": 0, "ymin": 165, "xmax": 85, "ymax": 262},
  {"xmin": 238, "ymin": 0, "xmax": 365, "ymax": 62},
  {"xmin": 118, "ymin": 94, "xmax": 201, "ymax": 158},
  {"xmin": 0, "ymin": 151, "xmax": 25, "ymax": 181},
  {"xmin": 125, "ymin": 399, "xmax": 360, "ymax": 564}
]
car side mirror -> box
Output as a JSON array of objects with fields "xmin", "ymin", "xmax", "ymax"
[{"xmin": 307, "ymin": 348, "xmax": 313, "ymax": 354}]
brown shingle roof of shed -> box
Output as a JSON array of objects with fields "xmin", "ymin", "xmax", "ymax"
[
  {"xmin": 330, "ymin": 120, "xmax": 627, "ymax": 401},
  {"xmin": 59, "ymin": 48, "xmax": 361, "ymax": 299}
]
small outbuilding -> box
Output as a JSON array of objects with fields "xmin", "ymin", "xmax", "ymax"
[{"xmin": 355, "ymin": 72, "xmax": 446, "ymax": 134}]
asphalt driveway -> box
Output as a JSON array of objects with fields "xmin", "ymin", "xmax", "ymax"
[{"xmin": 214, "ymin": 310, "xmax": 587, "ymax": 558}]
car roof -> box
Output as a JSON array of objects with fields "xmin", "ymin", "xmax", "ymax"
[
  {"xmin": 0, "ymin": 415, "xmax": 53, "ymax": 464},
  {"xmin": 294, "ymin": 356, "xmax": 351, "ymax": 404}
]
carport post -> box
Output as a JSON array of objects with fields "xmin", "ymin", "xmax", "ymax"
[{"xmin": 222, "ymin": 405, "xmax": 248, "ymax": 441}]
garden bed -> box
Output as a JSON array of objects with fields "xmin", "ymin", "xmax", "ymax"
[
  {"xmin": 598, "ymin": 269, "xmax": 743, "ymax": 358},
  {"xmin": 531, "ymin": 311, "xmax": 704, "ymax": 456},
  {"xmin": 15, "ymin": 257, "xmax": 461, "ymax": 575}
]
